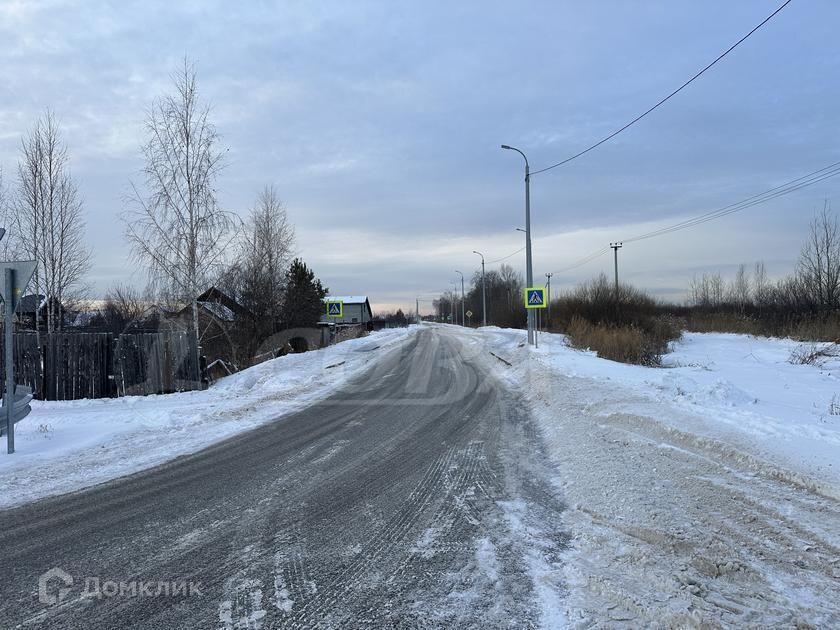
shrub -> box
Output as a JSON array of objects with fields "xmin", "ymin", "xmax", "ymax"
[
  {"xmin": 553, "ymin": 275, "xmax": 681, "ymax": 366},
  {"xmin": 679, "ymin": 309, "xmax": 840, "ymax": 342},
  {"xmin": 788, "ymin": 343, "xmax": 838, "ymax": 366},
  {"xmin": 566, "ymin": 315, "xmax": 676, "ymax": 366}
]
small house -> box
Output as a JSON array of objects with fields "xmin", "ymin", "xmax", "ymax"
[{"xmin": 321, "ymin": 295, "xmax": 373, "ymax": 326}]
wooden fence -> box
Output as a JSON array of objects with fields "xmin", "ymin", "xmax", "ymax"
[{"xmin": 0, "ymin": 330, "xmax": 201, "ymax": 401}]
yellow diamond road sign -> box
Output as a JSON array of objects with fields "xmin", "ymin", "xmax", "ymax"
[{"xmin": 326, "ymin": 300, "xmax": 343, "ymax": 317}]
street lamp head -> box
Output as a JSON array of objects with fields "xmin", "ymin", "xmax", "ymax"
[{"xmin": 501, "ymin": 144, "xmax": 512, "ymax": 150}]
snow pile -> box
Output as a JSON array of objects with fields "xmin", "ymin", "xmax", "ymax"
[
  {"xmin": 467, "ymin": 326, "xmax": 840, "ymax": 627},
  {"xmin": 0, "ymin": 327, "xmax": 416, "ymax": 509},
  {"xmin": 479, "ymin": 327, "xmax": 840, "ymax": 494}
]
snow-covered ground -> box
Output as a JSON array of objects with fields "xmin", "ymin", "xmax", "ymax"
[
  {"xmin": 463, "ymin": 326, "xmax": 840, "ymax": 627},
  {"xmin": 3, "ymin": 322, "xmax": 839, "ymax": 625},
  {"xmin": 0, "ymin": 327, "xmax": 415, "ymax": 509},
  {"xmin": 480, "ymin": 327, "xmax": 840, "ymax": 495}
]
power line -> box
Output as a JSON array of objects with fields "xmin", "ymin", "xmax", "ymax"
[
  {"xmin": 487, "ymin": 246, "xmax": 525, "ymax": 264},
  {"xmin": 623, "ymin": 160, "xmax": 840, "ymax": 243},
  {"xmin": 551, "ymin": 247, "xmax": 610, "ymax": 274},
  {"xmin": 530, "ymin": 0, "xmax": 793, "ymax": 176},
  {"xmin": 544, "ymin": 157, "xmax": 840, "ymax": 274}
]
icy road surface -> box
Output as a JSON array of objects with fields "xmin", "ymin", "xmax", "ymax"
[{"xmin": 0, "ymin": 327, "xmax": 566, "ymax": 628}]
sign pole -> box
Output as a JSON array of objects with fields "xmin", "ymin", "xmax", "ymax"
[{"xmin": 5, "ymin": 267, "xmax": 15, "ymax": 454}]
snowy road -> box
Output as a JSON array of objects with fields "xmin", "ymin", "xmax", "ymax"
[{"xmin": 0, "ymin": 327, "xmax": 566, "ymax": 629}]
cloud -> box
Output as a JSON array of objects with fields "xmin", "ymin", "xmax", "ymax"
[{"xmin": 0, "ymin": 1, "xmax": 838, "ymax": 311}]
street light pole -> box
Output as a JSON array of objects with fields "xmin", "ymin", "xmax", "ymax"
[
  {"xmin": 450, "ymin": 283, "xmax": 458, "ymax": 324},
  {"xmin": 501, "ymin": 144, "xmax": 534, "ymax": 345},
  {"xmin": 455, "ymin": 270, "xmax": 465, "ymax": 327},
  {"xmin": 473, "ymin": 250, "xmax": 486, "ymax": 327},
  {"xmin": 545, "ymin": 272, "xmax": 553, "ymax": 328}
]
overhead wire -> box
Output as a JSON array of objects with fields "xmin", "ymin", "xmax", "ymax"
[
  {"xmin": 486, "ymin": 246, "xmax": 526, "ymax": 264},
  {"xmin": 541, "ymin": 159, "xmax": 840, "ymax": 275},
  {"xmin": 529, "ymin": 0, "xmax": 794, "ymax": 176},
  {"xmin": 623, "ymin": 160, "xmax": 840, "ymax": 243},
  {"xmin": 550, "ymin": 247, "xmax": 610, "ymax": 274}
]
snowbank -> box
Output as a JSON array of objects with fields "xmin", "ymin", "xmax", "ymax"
[
  {"xmin": 0, "ymin": 327, "xmax": 416, "ymax": 509},
  {"xmin": 463, "ymin": 326, "xmax": 840, "ymax": 627},
  {"xmin": 478, "ymin": 327, "xmax": 840, "ymax": 496}
]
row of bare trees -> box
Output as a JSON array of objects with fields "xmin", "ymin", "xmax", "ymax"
[
  {"xmin": 687, "ymin": 206, "xmax": 840, "ymax": 312},
  {"xmin": 434, "ymin": 264, "xmax": 526, "ymax": 328}
]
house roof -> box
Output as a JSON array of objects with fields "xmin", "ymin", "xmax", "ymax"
[
  {"xmin": 178, "ymin": 286, "xmax": 252, "ymax": 320},
  {"xmin": 196, "ymin": 287, "xmax": 251, "ymax": 315},
  {"xmin": 15, "ymin": 294, "xmax": 47, "ymax": 314},
  {"xmin": 199, "ymin": 301, "xmax": 235, "ymax": 322}
]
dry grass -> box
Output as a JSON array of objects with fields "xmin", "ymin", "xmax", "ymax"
[
  {"xmin": 683, "ymin": 311, "xmax": 840, "ymax": 342},
  {"xmin": 788, "ymin": 343, "xmax": 838, "ymax": 366},
  {"xmin": 829, "ymin": 394, "xmax": 840, "ymax": 416},
  {"xmin": 566, "ymin": 316, "xmax": 678, "ymax": 366},
  {"xmin": 553, "ymin": 275, "xmax": 682, "ymax": 366}
]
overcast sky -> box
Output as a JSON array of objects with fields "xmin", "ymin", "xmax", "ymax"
[{"xmin": 1, "ymin": 0, "xmax": 838, "ymax": 313}]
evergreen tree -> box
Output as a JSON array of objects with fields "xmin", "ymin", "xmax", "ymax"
[{"xmin": 280, "ymin": 258, "xmax": 327, "ymax": 328}]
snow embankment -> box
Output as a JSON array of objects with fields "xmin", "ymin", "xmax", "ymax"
[
  {"xmin": 466, "ymin": 326, "xmax": 840, "ymax": 627},
  {"xmin": 484, "ymin": 327, "xmax": 840, "ymax": 496},
  {"xmin": 0, "ymin": 327, "xmax": 416, "ymax": 509}
]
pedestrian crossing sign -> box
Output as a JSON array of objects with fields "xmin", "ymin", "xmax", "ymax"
[
  {"xmin": 524, "ymin": 287, "xmax": 546, "ymax": 309},
  {"xmin": 326, "ymin": 300, "xmax": 343, "ymax": 317}
]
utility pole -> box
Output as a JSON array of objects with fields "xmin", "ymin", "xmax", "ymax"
[
  {"xmin": 502, "ymin": 145, "xmax": 534, "ymax": 345},
  {"xmin": 4, "ymin": 268, "xmax": 14, "ymax": 453},
  {"xmin": 610, "ymin": 242, "xmax": 623, "ymax": 298},
  {"xmin": 473, "ymin": 251, "xmax": 487, "ymax": 327},
  {"xmin": 545, "ymin": 272, "xmax": 553, "ymax": 327},
  {"xmin": 455, "ymin": 270, "xmax": 465, "ymax": 327},
  {"xmin": 416, "ymin": 297, "xmax": 420, "ymax": 325}
]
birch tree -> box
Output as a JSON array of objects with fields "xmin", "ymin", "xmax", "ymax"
[
  {"xmin": 124, "ymin": 60, "xmax": 235, "ymax": 351},
  {"xmin": 728, "ymin": 263, "xmax": 750, "ymax": 312},
  {"xmin": 226, "ymin": 185, "xmax": 295, "ymax": 336},
  {"xmin": 797, "ymin": 203, "xmax": 840, "ymax": 309},
  {"xmin": 0, "ymin": 168, "xmax": 22, "ymax": 260},
  {"xmin": 15, "ymin": 112, "xmax": 90, "ymax": 334},
  {"xmin": 753, "ymin": 261, "xmax": 769, "ymax": 308}
]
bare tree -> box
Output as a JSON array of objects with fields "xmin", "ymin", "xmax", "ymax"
[
  {"xmin": 102, "ymin": 283, "xmax": 147, "ymax": 333},
  {"xmin": 727, "ymin": 263, "xmax": 750, "ymax": 312},
  {"xmin": 124, "ymin": 59, "xmax": 236, "ymax": 354},
  {"xmin": 15, "ymin": 111, "xmax": 90, "ymax": 334},
  {"xmin": 0, "ymin": 168, "xmax": 22, "ymax": 260},
  {"xmin": 688, "ymin": 272, "xmax": 725, "ymax": 308},
  {"xmin": 752, "ymin": 261, "xmax": 770, "ymax": 308},
  {"xmin": 797, "ymin": 203, "xmax": 840, "ymax": 309},
  {"xmin": 224, "ymin": 185, "xmax": 295, "ymax": 337}
]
